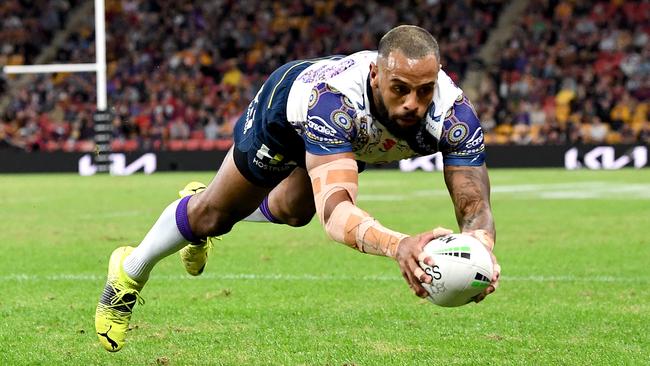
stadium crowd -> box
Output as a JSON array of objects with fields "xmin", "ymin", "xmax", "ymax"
[
  {"xmin": 1, "ymin": 0, "xmax": 648, "ymax": 152},
  {"xmin": 1, "ymin": 0, "xmax": 505, "ymax": 151},
  {"xmin": 474, "ymin": 0, "xmax": 650, "ymax": 145}
]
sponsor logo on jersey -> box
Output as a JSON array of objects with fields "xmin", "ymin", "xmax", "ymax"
[
  {"xmin": 307, "ymin": 115, "xmax": 337, "ymax": 137},
  {"xmin": 464, "ymin": 128, "xmax": 484, "ymax": 149},
  {"xmin": 255, "ymin": 144, "xmax": 284, "ymax": 165},
  {"xmin": 252, "ymin": 157, "xmax": 293, "ymax": 172},
  {"xmin": 252, "ymin": 143, "xmax": 295, "ymax": 171}
]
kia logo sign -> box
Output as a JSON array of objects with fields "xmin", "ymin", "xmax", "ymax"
[
  {"xmin": 399, "ymin": 152, "xmax": 444, "ymax": 172},
  {"xmin": 79, "ymin": 153, "xmax": 157, "ymax": 176},
  {"xmin": 565, "ymin": 146, "xmax": 647, "ymax": 170}
]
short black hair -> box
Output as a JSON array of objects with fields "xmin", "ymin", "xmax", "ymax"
[{"xmin": 378, "ymin": 25, "xmax": 440, "ymax": 61}]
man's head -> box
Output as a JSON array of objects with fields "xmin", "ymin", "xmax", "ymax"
[{"xmin": 370, "ymin": 25, "xmax": 441, "ymax": 137}]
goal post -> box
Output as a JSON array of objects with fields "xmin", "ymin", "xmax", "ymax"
[{"xmin": 2, "ymin": 0, "xmax": 111, "ymax": 172}]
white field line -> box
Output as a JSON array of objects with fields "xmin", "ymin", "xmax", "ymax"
[
  {"xmin": 0, "ymin": 273, "xmax": 647, "ymax": 283},
  {"xmin": 358, "ymin": 182, "xmax": 650, "ymax": 201},
  {"xmin": 78, "ymin": 210, "xmax": 145, "ymax": 219}
]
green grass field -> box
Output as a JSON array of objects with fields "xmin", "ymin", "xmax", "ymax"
[{"xmin": 1, "ymin": 168, "xmax": 649, "ymax": 365}]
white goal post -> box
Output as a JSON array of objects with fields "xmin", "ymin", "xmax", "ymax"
[
  {"xmin": 2, "ymin": 0, "xmax": 108, "ymax": 111},
  {"xmin": 3, "ymin": 0, "xmax": 112, "ymax": 172}
]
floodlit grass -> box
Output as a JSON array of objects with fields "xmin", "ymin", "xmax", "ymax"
[{"xmin": 1, "ymin": 168, "xmax": 649, "ymax": 365}]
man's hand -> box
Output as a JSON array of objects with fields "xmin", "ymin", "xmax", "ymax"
[
  {"xmin": 464, "ymin": 229, "xmax": 500, "ymax": 302},
  {"xmin": 395, "ymin": 227, "xmax": 453, "ymax": 298}
]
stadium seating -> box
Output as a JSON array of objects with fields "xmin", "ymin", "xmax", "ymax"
[
  {"xmin": 0, "ymin": 0, "xmax": 505, "ymax": 151},
  {"xmin": 475, "ymin": 0, "xmax": 649, "ymax": 145},
  {"xmin": 1, "ymin": 0, "xmax": 647, "ymax": 151}
]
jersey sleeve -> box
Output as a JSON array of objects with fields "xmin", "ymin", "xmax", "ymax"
[
  {"xmin": 438, "ymin": 95, "xmax": 486, "ymax": 166},
  {"xmin": 303, "ymin": 83, "xmax": 357, "ymax": 155}
]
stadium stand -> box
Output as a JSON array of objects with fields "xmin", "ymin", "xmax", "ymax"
[
  {"xmin": 2, "ymin": 0, "xmax": 647, "ymax": 151},
  {"xmin": 474, "ymin": 0, "xmax": 649, "ymax": 145},
  {"xmin": 1, "ymin": 0, "xmax": 505, "ymax": 151}
]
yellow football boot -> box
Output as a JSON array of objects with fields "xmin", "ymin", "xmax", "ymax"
[{"xmin": 95, "ymin": 246, "xmax": 144, "ymax": 352}]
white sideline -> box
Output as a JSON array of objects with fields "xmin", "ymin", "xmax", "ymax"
[{"xmin": 0, "ymin": 273, "xmax": 647, "ymax": 283}]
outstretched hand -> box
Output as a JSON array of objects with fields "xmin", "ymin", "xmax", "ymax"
[
  {"xmin": 463, "ymin": 229, "xmax": 500, "ymax": 303},
  {"xmin": 395, "ymin": 227, "xmax": 453, "ymax": 298}
]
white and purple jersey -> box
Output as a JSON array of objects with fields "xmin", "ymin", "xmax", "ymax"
[{"xmin": 285, "ymin": 51, "xmax": 486, "ymax": 166}]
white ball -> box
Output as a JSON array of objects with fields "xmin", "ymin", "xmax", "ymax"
[{"xmin": 419, "ymin": 233, "xmax": 493, "ymax": 307}]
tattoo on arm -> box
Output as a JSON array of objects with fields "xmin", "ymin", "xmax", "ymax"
[{"xmin": 443, "ymin": 164, "xmax": 495, "ymax": 240}]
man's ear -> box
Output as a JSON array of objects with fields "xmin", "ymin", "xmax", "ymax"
[{"xmin": 369, "ymin": 62, "xmax": 378, "ymax": 88}]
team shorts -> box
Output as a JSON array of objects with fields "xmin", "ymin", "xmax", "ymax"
[
  {"xmin": 232, "ymin": 60, "xmax": 313, "ymax": 187},
  {"xmin": 232, "ymin": 60, "xmax": 366, "ymax": 188}
]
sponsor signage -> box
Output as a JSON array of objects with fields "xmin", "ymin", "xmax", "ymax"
[{"xmin": 0, "ymin": 145, "xmax": 647, "ymax": 174}]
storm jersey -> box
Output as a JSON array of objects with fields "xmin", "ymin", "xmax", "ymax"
[
  {"xmin": 285, "ymin": 51, "xmax": 485, "ymax": 166},
  {"xmin": 232, "ymin": 51, "xmax": 486, "ymax": 186}
]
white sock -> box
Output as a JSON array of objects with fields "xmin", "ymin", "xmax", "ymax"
[
  {"xmin": 243, "ymin": 207, "xmax": 271, "ymax": 222},
  {"xmin": 242, "ymin": 196, "xmax": 278, "ymax": 223},
  {"xmin": 123, "ymin": 199, "xmax": 188, "ymax": 282}
]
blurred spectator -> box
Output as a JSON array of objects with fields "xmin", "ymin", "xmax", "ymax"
[
  {"xmin": 168, "ymin": 117, "xmax": 190, "ymax": 140},
  {"xmin": 585, "ymin": 117, "xmax": 608, "ymax": 144}
]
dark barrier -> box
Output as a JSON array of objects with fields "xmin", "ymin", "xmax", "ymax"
[
  {"xmin": 0, "ymin": 144, "xmax": 647, "ymax": 174},
  {"xmin": 0, "ymin": 150, "xmax": 229, "ymax": 174}
]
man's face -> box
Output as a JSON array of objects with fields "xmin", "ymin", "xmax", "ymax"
[{"xmin": 370, "ymin": 50, "xmax": 440, "ymax": 130}]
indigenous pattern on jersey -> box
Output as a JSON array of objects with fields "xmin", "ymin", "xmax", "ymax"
[
  {"xmin": 437, "ymin": 94, "xmax": 485, "ymax": 166},
  {"xmin": 302, "ymin": 83, "xmax": 358, "ymax": 154},
  {"xmin": 302, "ymin": 89, "xmax": 485, "ymax": 166},
  {"xmin": 287, "ymin": 51, "xmax": 485, "ymax": 166}
]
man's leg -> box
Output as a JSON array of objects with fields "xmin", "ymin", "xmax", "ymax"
[
  {"xmin": 178, "ymin": 166, "xmax": 315, "ymax": 277},
  {"xmin": 125, "ymin": 148, "xmax": 270, "ymax": 281},
  {"xmin": 95, "ymin": 148, "xmax": 271, "ymax": 352},
  {"xmin": 238, "ymin": 167, "xmax": 315, "ymax": 226}
]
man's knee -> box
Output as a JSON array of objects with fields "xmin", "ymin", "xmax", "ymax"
[
  {"xmin": 284, "ymin": 212, "xmax": 314, "ymax": 227},
  {"xmin": 275, "ymin": 194, "xmax": 315, "ymax": 227},
  {"xmin": 187, "ymin": 195, "xmax": 239, "ymax": 237}
]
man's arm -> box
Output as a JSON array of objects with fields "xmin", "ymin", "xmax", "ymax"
[
  {"xmin": 303, "ymin": 85, "xmax": 450, "ymax": 298},
  {"xmin": 306, "ymin": 152, "xmax": 451, "ymax": 298},
  {"xmin": 306, "ymin": 151, "xmax": 408, "ymax": 257},
  {"xmin": 443, "ymin": 164, "xmax": 495, "ymax": 246},
  {"xmin": 444, "ymin": 163, "xmax": 499, "ymax": 302},
  {"xmin": 437, "ymin": 94, "xmax": 499, "ymax": 302}
]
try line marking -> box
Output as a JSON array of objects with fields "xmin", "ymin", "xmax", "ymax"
[{"xmin": 0, "ymin": 273, "xmax": 647, "ymax": 283}]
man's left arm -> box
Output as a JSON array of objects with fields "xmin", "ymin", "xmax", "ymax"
[
  {"xmin": 443, "ymin": 164, "xmax": 495, "ymax": 247},
  {"xmin": 438, "ymin": 95, "xmax": 499, "ymax": 301}
]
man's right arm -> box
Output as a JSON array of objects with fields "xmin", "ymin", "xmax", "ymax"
[
  {"xmin": 306, "ymin": 152, "xmax": 405, "ymax": 257},
  {"xmin": 303, "ymin": 84, "xmax": 407, "ymax": 257}
]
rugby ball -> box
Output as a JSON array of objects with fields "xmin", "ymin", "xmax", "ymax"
[{"xmin": 419, "ymin": 234, "xmax": 493, "ymax": 307}]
